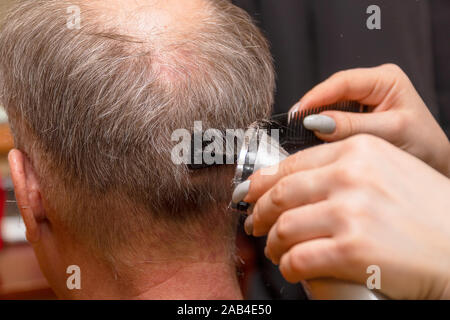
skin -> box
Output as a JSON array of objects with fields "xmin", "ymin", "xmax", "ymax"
[
  {"xmin": 7, "ymin": 0, "xmax": 242, "ymax": 300},
  {"xmin": 291, "ymin": 64, "xmax": 450, "ymax": 177},
  {"xmin": 243, "ymin": 65, "xmax": 450, "ymax": 299}
]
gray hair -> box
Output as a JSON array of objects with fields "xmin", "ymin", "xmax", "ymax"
[{"xmin": 0, "ymin": 0, "xmax": 275, "ymax": 263}]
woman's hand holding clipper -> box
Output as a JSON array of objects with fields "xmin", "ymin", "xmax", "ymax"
[
  {"xmin": 236, "ymin": 135, "xmax": 450, "ymax": 299},
  {"xmin": 291, "ymin": 64, "xmax": 450, "ymax": 177}
]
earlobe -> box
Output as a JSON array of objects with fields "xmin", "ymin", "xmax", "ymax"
[{"xmin": 8, "ymin": 149, "xmax": 45, "ymax": 243}]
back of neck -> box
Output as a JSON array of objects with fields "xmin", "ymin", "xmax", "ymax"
[{"xmin": 132, "ymin": 260, "xmax": 243, "ymax": 300}]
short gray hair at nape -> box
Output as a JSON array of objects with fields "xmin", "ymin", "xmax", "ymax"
[{"xmin": 0, "ymin": 0, "xmax": 274, "ymax": 264}]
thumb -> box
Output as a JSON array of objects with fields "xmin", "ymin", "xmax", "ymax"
[{"xmin": 303, "ymin": 110, "xmax": 403, "ymax": 143}]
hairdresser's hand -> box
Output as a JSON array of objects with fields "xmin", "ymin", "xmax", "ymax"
[
  {"xmin": 241, "ymin": 135, "xmax": 450, "ymax": 299},
  {"xmin": 291, "ymin": 64, "xmax": 450, "ymax": 177}
]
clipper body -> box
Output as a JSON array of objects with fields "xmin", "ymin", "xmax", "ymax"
[{"xmin": 231, "ymin": 103, "xmax": 386, "ymax": 300}]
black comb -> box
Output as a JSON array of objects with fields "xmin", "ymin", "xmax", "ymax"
[
  {"xmin": 187, "ymin": 101, "xmax": 369, "ymax": 170},
  {"xmin": 266, "ymin": 101, "xmax": 369, "ymax": 154}
]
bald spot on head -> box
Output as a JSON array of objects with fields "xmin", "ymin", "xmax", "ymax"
[
  {"xmin": 80, "ymin": 0, "xmax": 217, "ymax": 84},
  {"xmin": 86, "ymin": 0, "xmax": 210, "ymax": 38}
]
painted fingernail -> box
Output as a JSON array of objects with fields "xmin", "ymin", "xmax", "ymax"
[
  {"xmin": 303, "ymin": 115, "xmax": 336, "ymax": 134},
  {"xmin": 232, "ymin": 180, "xmax": 251, "ymax": 204},
  {"xmin": 244, "ymin": 215, "xmax": 253, "ymax": 236}
]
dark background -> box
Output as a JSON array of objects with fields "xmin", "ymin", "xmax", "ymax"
[
  {"xmin": 233, "ymin": 0, "xmax": 450, "ymax": 299},
  {"xmin": 234, "ymin": 0, "xmax": 450, "ymax": 137}
]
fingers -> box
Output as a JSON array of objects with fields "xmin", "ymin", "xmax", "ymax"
[
  {"xmin": 286, "ymin": 65, "xmax": 411, "ymax": 150},
  {"xmin": 265, "ymin": 202, "xmax": 336, "ymax": 264},
  {"xmin": 250, "ymin": 167, "xmax": 334, "ymax": 236},
  {"xmin": 244, "ymin": 142, "xmax": 342, "ymax": 204},
  {"xmin": 290, "ymin": 64, "xmax": 405, "ymax": 113},
  {"xmin": 279, "ymin": 238, "xmax": 339, "ymax": 283},
  {"xmin": 310, "ymin": 110, "xmax": 405, "ymax": 143}
]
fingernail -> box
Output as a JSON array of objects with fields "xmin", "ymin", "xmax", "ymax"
[
  {"xmin": 244, "ymin": 215, "xmax": 253, "ymax": 236},
  {"xmin": 303, "ymin": 115, "xmax": 336, "ymax": 134},
  {"xmin": 232, "ymin": 180, "xmax": 251, "ymax": 204}
]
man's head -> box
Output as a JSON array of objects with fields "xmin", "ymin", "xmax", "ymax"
[{"xmin": 0, "ymin": 0, "xmax": 274, "ymax": 296}]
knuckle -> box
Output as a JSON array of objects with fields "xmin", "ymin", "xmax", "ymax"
[
  {"xmin": 338, "ymin": 232, "xmax": 367, "ymax": 267},
  {"xmin": 330, "ymin": 201, "xmax": 348, "ymax": 224},
  {"xmin": 389, "ymin": 111, "xmax": 410, "ymax": 135},
  {"xmin": 330, "ymin": 70, "xmax": 352, "ymax": 90},
  {"xmin": 253, "ymin": 214, "xmax": 261, "ymax": 228},
  {"xmin": 288, "ymin": 249, "xmax": 307, "ymax": 278},
  {"xmin": 329, "ymin": 204, "xmax": 349, "ymax": 227},
  {"xmin": 346, "ymin": 195, "xmax": 370, "ymax": 223},
  {"xmin": 331, "ymin": 199, "xmax": 356, "ymax": 224},
  {"xmin": 280, "ymin": 155, "xmax": 300, "ymax": 176},
  {"xmin": 335, "ymin": 236, "xmax": 359, "ymax": 263},
  {"xmin": 343, "ymin": 134, "xmax": 363, "ymax": 153},
  {"xmin": 381, "ymin": 63, "xmax": 408, "ymax": 83},
  {"xmin": 381, "ymin": 63, "xmax": 403, "ymax": 75},
  {"xmin": 271, "ymin": 178, "xmax": 289, "ymax": 208},
  {"xmin": 330, "ymin": 197, "xmax": 365, "ymax": 229},
  {"xmin": 349, "ymin": 133, "xmax": 375, "ymax": 147},
  {"xmin": 252, "ymin": 205, "xmax": 262, "ymax": 226},
  {"xmin": 331, "ymin": 70, "xmax": 347, "ymax": 80},
  {"xmin": 345, "ymin": 134, "xmax": 382, "ymax": 155},
  {"xmin": 351, "ymin": 192, "xmax": 370, "ymax": 213},
  {"xmin": 275, "ymin": 211, "xmax": 293, "ymax": 241},
  {"xmin": 333, "ymin": 163, "xmax": 361, "ymax": 186}
]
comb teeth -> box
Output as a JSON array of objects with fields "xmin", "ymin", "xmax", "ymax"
[
  {"xmin": 268, "ymin": 101, "xmax": 369, "ymax": 154},
  {"xmin": 187, "ymin": 101, "xmax": 369, "ymax": 170}
]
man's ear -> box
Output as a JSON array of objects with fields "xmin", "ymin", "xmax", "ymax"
[{"xmin": 8, "ymin": 149, "xmax": 46, "ymax": 243}]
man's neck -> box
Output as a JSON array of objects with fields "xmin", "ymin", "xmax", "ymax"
[
  {"xmin": 64, "ymin": 254, "xmax": 243, "ymax": 299},
  {"xmin": 131, "ymin": 261, "xmax": 243, "ymax": 300}
]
